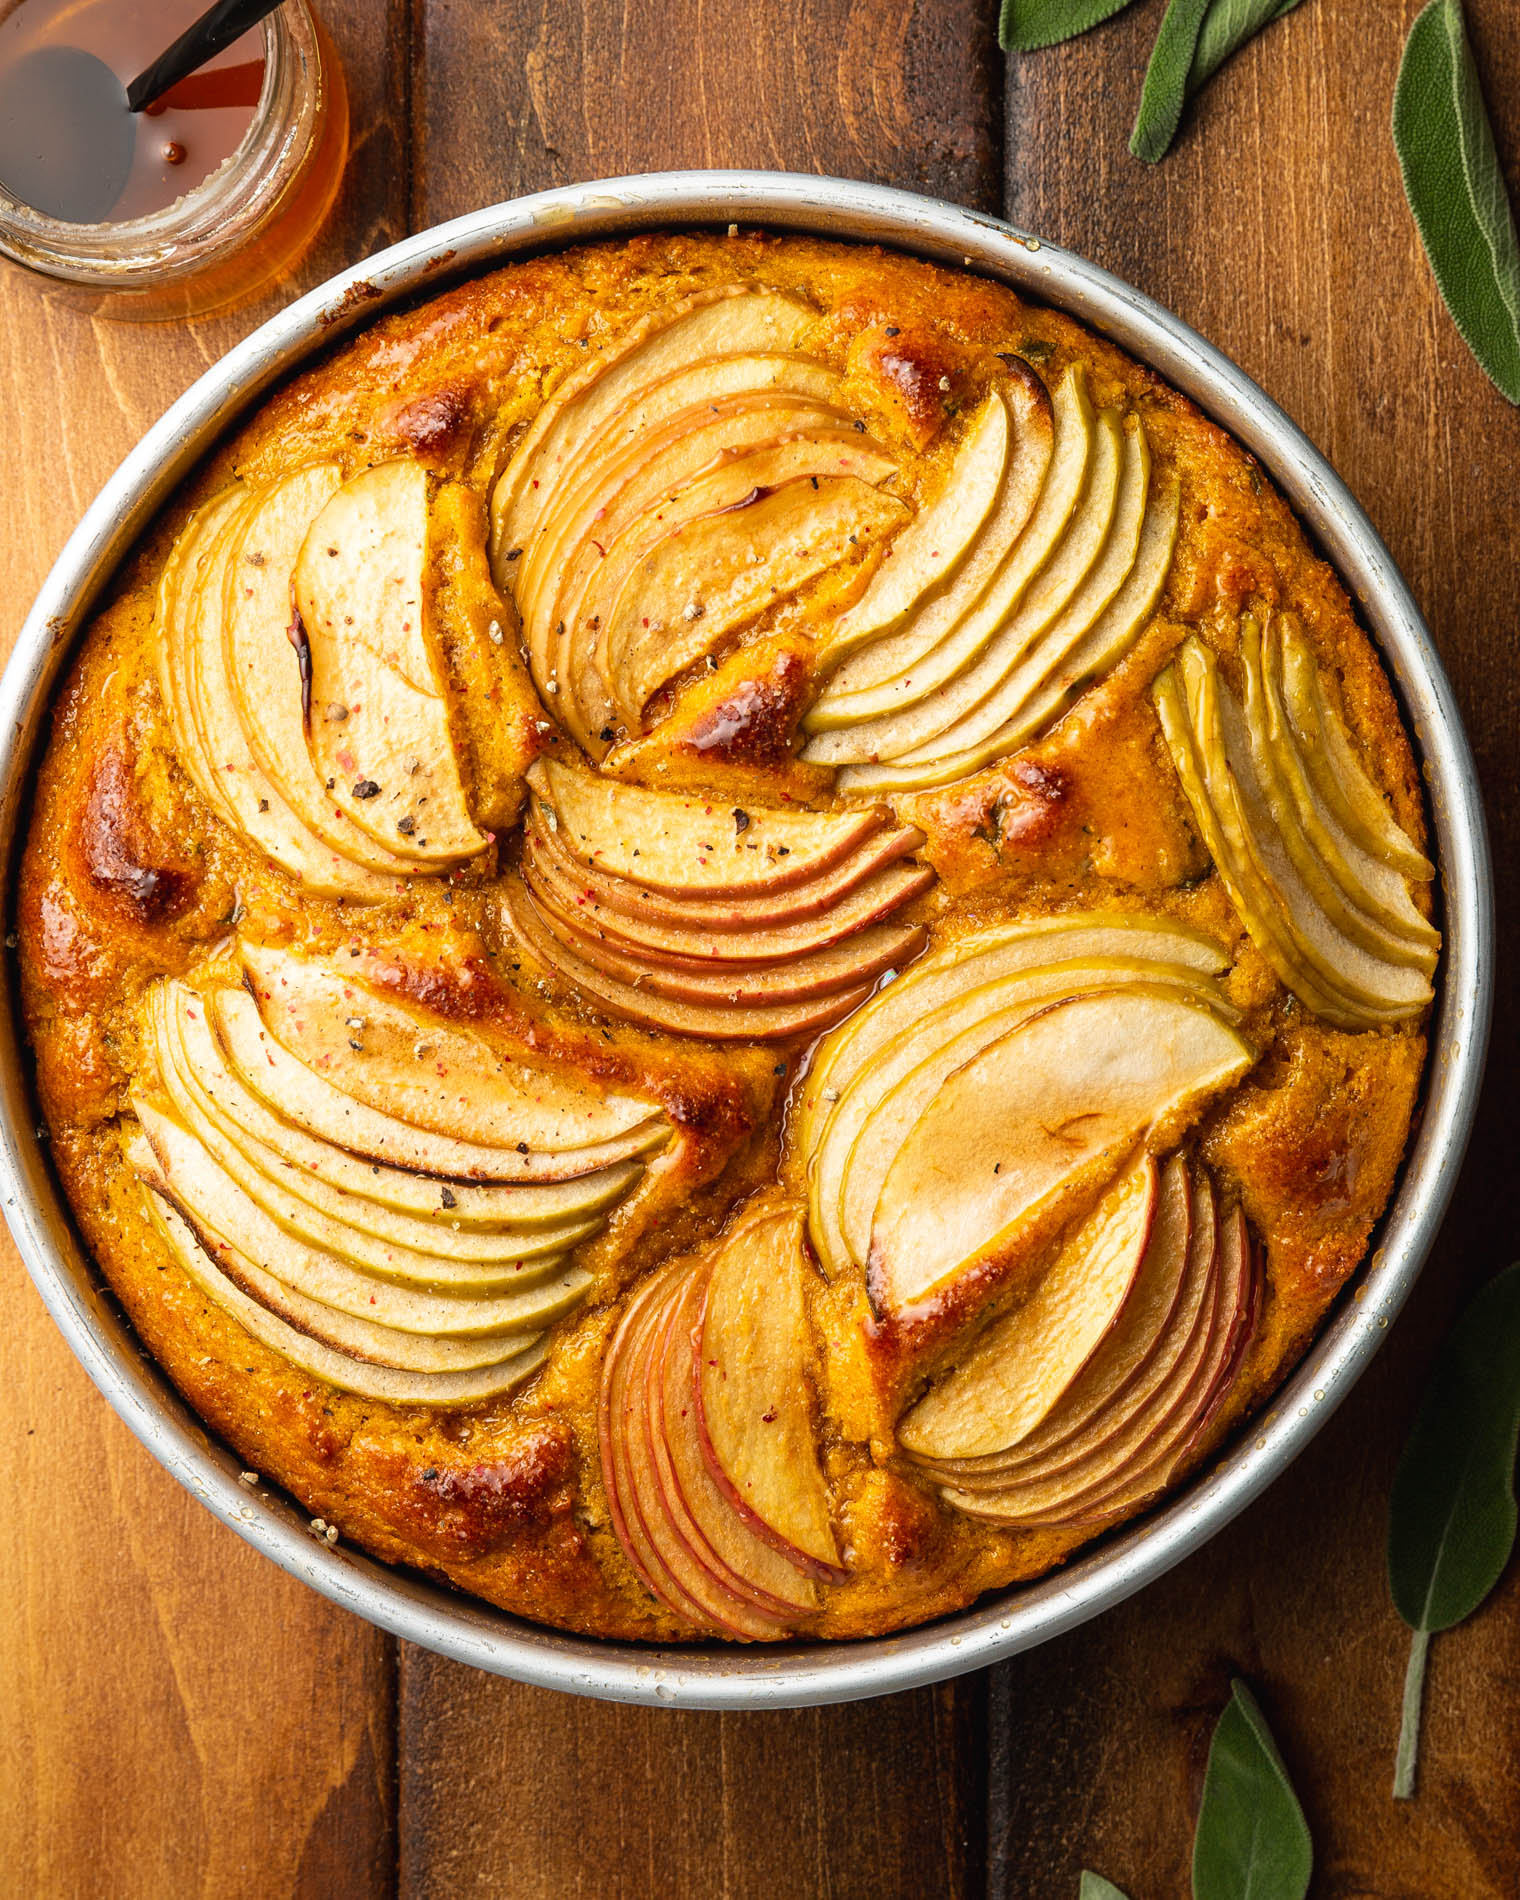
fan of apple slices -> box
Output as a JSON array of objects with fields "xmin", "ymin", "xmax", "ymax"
[
  {"xmin": 501, "ymin": 758, "xmax": 933, "ymax": 1039},
  {"xmin": 599, "ymin": 1195, "xmax": 845, "ymax": 1638},
  {"xmin": 156, "ymin": 457, "xmax": 495, "ymax": 900},
  {"xmin": 795, "ymin": 914, "xmax": 1256, "ymax": 1317},
  {"xmin": 802, "ymin": 364, "xmax": 1181, "ymax": 792},
  {"xmin": 898, "ymin": 1150, "xmax": 1261, "ymax": 1527},
  {"xmin": 1154, "ymin": 617, "xmax": 1438, "ymax": 1030},
  {"xmin": 127, "ymin": 944, "xmax": 666, "ymax": 1408},
  {"xmin": 486, "ymin": 286, "xmax": 909, "ymax": 757}
]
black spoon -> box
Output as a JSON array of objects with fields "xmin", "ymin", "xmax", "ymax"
[{"xmin": 0, "ymin": 0, "xmax": 285, "ymax": 224}]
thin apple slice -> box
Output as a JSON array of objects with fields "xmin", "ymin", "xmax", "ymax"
[
  {"xmin": 295, "ymin": 459, "xmax": 489, "ymax": 866},
  {"xmin": 603, "ymin": 473, "xmax": 910, "ymax": 725},
  {"xmin": 818, "ymin": 391, "xmax": 1009, "ymax": 658},
  {"xmin": 810, "ymin": 359, "xmax": 1057, "ymax": 690},
  {"xmin": 213, "ymin": 986, "xmax": 666, "ymax": 1182},
  {"xmin": 240, "ymin": 941, "xmax": 659, "ymax": 1152},
  {"xmin": 134, "ymin": 1100, "xmax": 591, "ymax": 1338},
  {"xmin": 1276, "ymin": 615, "xmax": 1433, "ymax": 879},
  {"xmin": 502, "ymin": 880, "xmax": 876, "ymax": 1040},
  {"xmin": 491, "ymin": 288, "xmax": 816, "ymax": 566},
  {"xmin": 655, "ymin": 1268, "xmax": 818, "ymax": 1617},
  {"xmin": 168, "ymin": 982, "xmax": 639, "ymax": 1228},
  {"xmin": 525, "ymin": 841, "xmax": 932, "ymax": 965},
  {"xmin": 898, "ymin": 1154, "xmax": 1158, "ymax": 1461},
  {"xmin": 157, "ymin": 485, "xmax": 248, "ymax": 829},
  {"xmin": 533, "ymin": 757, "xmax": 883, "ymax": 896},
  {"xmin": 694, "ymin": 1202, "xmax": 844, "ymax": 1579},
  {"xmin": 144, "ymin": 1192, "xmax": 547, "ymax": 1406},
  {"xmin": 524, "ymin": 804, "xmax": 923, "ymax": 931},
  {"xmin": 223, "ymin": 461, "xmax": 419, "ymax": 877},
  {"xmin": 807, "ymin": 390, "xmax": 1115, "ymax": 762},
  {"xmin": 869, "ymin": 986, "xmax": 1254, "ymax": 1313}
]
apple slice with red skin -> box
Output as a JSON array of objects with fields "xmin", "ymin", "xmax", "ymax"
[
  {"xmin": 898, "ymin": 1154, "xmax": 1158, "ymax": 1462},
  {"xmin": 693, "ymin": 1203, "xmax": 845, "ymax": 1580},
  {"xmin": 523, "ymin": 801, "xmax": 924, "ymax": 932},
  {"xmin": 502, "ymin": 880, "xmax": 877, "ymax": 1041}
]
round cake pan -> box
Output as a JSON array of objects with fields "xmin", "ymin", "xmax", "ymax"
[{"xmin": 0, "ymin": 171, "xmax": 1492, "ymax": 1709}]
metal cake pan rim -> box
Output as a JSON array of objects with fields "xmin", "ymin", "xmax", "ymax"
[{"xmin": 0, "ymin": 169, "xmax": 1491, "ymax": 1709}]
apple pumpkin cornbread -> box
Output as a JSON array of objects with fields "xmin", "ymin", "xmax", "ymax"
[{"xmin": 18, "ymin": 231, "xmax": 1436, "ymax": 1642}]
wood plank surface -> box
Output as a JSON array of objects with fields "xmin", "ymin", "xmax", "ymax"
[{"xmin": 0, "ymin": 6, "xmax": 409, "ymax": 1895}]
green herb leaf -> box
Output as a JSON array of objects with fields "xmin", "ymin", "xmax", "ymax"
[
  {"xmin": 1387, "ymin": 1261, "xmax": 1520, "ymax": 1797},
  {"xmin": 1000, "ymin": 0, "xmax": 1137, "ymax": 53},
  {"xmin": 1192, "ymin": 1680, "xmax": 1312, "ymax": 1900},
  {"xmin": 1393, "ymin": 0, "xmax": 1520, "ymax": 404},
  {"xmin": 1130, "ymin": 0, "xmax": 1214, "ymax": 163},
  {"xmin": 1080, "ymin": 1876, "xmax": 1132, "ymax": 1900},
  {"xmin": 1187, "ymin": 0, "xmax": 1303, "ymax": 96}
]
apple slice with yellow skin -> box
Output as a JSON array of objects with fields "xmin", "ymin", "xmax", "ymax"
[
  {"xmin": 603, "ymin": 473, "xmax": 911, "ymax": 726},
  {"xmin": 134, "ymin": 1100, "xmax": 591, "ymax": 1338},
  {"xmin": 654, "ymin": 1266, "xmax": 817, "ymax": 1618},
  {"xmin": 502, "ymin": 879, "xmax": 877, "ymax": 1041},
  {"xmin": 152, "ymin": 983, "xmax": 606, "ymax": 1277},
  {"xmin": 295, "ymin": 459, "xmax": 490, "ymax": 867},
  {"xmin": 694, "ymin": 1202, "xmax": 844, "ymax": 1580},
  {"xmin": 817, "ymin": 391, "xmax": 1009, "ymax": 660},
  {"xmin": 899, "ymin": 1154, "xmax": 1159, "ymax": 1461},
  {"xmin": 240, "ymin": 941, "xmax": 660, "ymax": 1153},
  {"xmin": 491, "ymin": 288, "xmax": 816, "ymax": 568},
  {"xmin": 868, "ymin": 986, "xmax": 1254, "ymax": 1314},
  {"xmin": 810, "ymin": 359, "xmax": 1056, "ymax": 692},
  {"xmin": 143, "ymin": 1191, "xmax": 548, "ymax": 1407},
  {"xmin": 175, "ymin": 486, "xmax": 260, "ymax": 837},
  {"xmin": 157, "ymin": 485, "xmax": 248, "ymax": 831},
  {"xmin": 1245, "ymin": 614, "xmax": 1437, "ymax": 965},
  {"xmin": 168, "ymin": 982, "xmax": 639, "ymax": 1228},
  {"xmin": 1275, "ymin": 615, "xmax": 1433, "ymax": 879},
  {"xmin": 223, "ymin": 461, "xmax": 420, "ymax": 879},
  {"xmin": 519, "ymin": 382, "xmax": 849, "ymax": 656},
  {"xmin": 534, "ymin": 757, "xmax": 883, "ymax": 896},
  {"xmin": 806, "ymin": 398, "xmax": 1121, "ymax": 767},
  {"xmin": 939, "ymin": 1162, "xmax": 1217, "ymax": 1493},
  {"xmin": 213, "ymin": 986, "xmax": 667, "ymax": 1182},
  {"xmin": 524, "ymin": 800, "xmax": 922, "ymax": 931},
  {"xmin": 524, "ymin": 844, "xmax": 932, "ymax": 965}
]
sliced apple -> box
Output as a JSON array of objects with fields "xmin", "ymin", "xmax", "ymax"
[
  {"xmin": 157, "ymin": 485, "xmax": 248, "ymax": 828},
  {"xmin": 898, "ymin": 1154, "xmax": 1158, "ymax": 1460},
  {"xmin": 810, "ymin": 359, "xmax": 1057, "ymax": 690},
  {"xmin": 239, "ymin": 941, "xmax": 659, "ymax": 1153},
  {"xmin": 532, "ymin": 758, "xmax": 883, "ymax": 896},
  {"xmin": 602, "ymin": 472, "xmax": 910, "ymax": 725},
  {"xmin": 135, "ymin": 1099, "xmax": 591, "ymax": 1338},
  {"xmin": 295, "ymin": 459, "xmax": 489, "ymax": 867},
  {"xmin": 693, "ymin": 1202, "xmax": 844, "ymax": 1578},
  {"xmin": 868, "ymin": 986, "xmax": 1254, "ymax": 1313},
  {"xmin": 213, "ymin": 986, "xmax": 665, "ymax": 1182},
  {"xmin": 491, "ymin": 288, "xmax": 817, "ymax": 568},
  {"xmin": 144, "ymin": 1191, "xmax": 548, "ymax": 1407}
]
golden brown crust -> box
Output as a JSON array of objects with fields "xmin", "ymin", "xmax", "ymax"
[{"xmin": 18, "ymin": 231, "xmax": 1431, "ymax": 1643}]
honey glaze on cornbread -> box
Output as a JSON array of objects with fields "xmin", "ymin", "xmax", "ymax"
[{"xmin": 19, "ymin": 233, "xmax": 1433, "ymax": 1641}]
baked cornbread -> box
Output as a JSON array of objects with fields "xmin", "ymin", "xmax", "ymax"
[{"xmin": 17, "ymin": 232, "xmax": 1436, "ymax": 1642}]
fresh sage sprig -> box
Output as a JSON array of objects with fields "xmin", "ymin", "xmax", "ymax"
[
  {"xmin": 1192, "ymin": 1680, "xmax": 1312, "ymax": 1900},
  {"xmin": 1079, "ymin": 1875, "xmax": 1132, "ymax": 1900},
  {"xmin": 1129, "ymin": 0, "xmax": 1215, "ymax": 162},
  {"xmin": 1393, "ymin": 0, "xmax": 1520, "ymax": 404},
  {"xmin": 1000, "ymin": 0, "xmax": 1137, "ymax": 53},
  {"xmin": 1188, "ymin": 0, "xmax": 1302, "ymax": 95},
  {"xmin": 1387, "ymin": 1262, "xmax": 1520, "ymax": 1799}
]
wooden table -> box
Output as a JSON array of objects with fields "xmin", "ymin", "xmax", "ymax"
[{"xmin": 3, "ymin": 2, "xmax": 1517, "ymax": 1893}]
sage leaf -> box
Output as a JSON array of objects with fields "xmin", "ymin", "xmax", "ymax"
[
  {"xmin": 1387, "ymin": 1262, "xmax": 1520, "ymax": 1798},
  {"xmin": 1130, "ymin": 0, "xmax": 1214, "ymax": 163},
  {"xmin": 1192, "ymin": 1680, "xmax": 1312, "ymax": 1900},
  {"xmin": 1187, "ymin": 0, "xmax": 1303, "ymax": 96},
  {"xmin": 1000, "ymin": 0, "xmax": 1137, "ymax": 54},
  {"xmin": 1393, "ymin": 0, "xmax": 1520, "ymax": 404},
  {"xmin": 1080, "ymin": 1876, "xmax": 1132, "ymax": 1900}
]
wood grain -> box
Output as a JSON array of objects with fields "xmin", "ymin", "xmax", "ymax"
[
  {"xmin": 990, "ymin": 1, "xmax": 1520, "ymax": 1892},
  {"xmin": 0, "ymin": 5, "xmax": 409, "ymax": 1894}
]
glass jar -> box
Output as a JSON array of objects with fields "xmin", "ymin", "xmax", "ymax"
[{"xmin": 0, "ymin": 0, "xmax": 348, "ymax": 320}]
